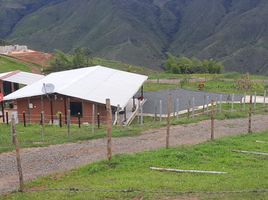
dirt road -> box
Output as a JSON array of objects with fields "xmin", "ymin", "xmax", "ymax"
[{"xmin": 1, "ymin": 115, "xmax": 268, "ymax": 194}]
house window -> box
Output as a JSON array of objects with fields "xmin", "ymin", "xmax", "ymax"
[{"xmin": 70, "ymin": 102, "xmax": 83, "ymax": 116}]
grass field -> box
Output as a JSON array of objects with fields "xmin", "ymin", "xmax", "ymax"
[
  {"xmin": 182, "ymin": 80, "xmax": 267, "ymax": 96},
  {"xmin": 1, "ymin": 131, "xmax": 268, "ymax": 200},
  {"xmin": 0, "ymin": 103, "xmax": 267, "ymax": 154},
  {"xmin": 149, "ymin": 72, "xmax": 268, "ymax": 80},
  {"xmin": 145, "ymin": 79, "xmax": 267, "ymax": 94},
  {"xmin": 0, "ymin": 56, "xmax": 31, "ymax": 72}
]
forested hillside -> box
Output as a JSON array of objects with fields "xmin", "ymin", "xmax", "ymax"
[{"xmin": 1, "ymin": 0, "xmax": 268, "ymax": 74}]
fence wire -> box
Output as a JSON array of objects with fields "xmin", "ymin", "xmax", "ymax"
[{"xmin": 23, "ymin": 187, "xmax": 268, "ymax": 195}]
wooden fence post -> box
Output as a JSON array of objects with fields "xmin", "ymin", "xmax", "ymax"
[
  {"xmin": 176, "ymin": 98, "xmax": 179, "ymax": 119},
  {"xmin": 254, "ymin": 91, "xmax": 257, "ymax": 109},
  {"xmin": 231, "ymin": 94, "xmax": 234, "ymax": 112},
  {"xmin": 240, "ymin": 98, "xmax": 243, "ymax": 112},
  {"xmin": 78, "ymin": 112, "xmax": 81, "ymax": 128},
  {"xmin": 215, "ymin": 96, "xmax": 218, "ymax": 112},
  {"xmin": 264, "ymin": 90, "xmax": 267, "ymax": 108},
  {"xmin": 187, "ymin": 100, "xmax": 191, "ymax": 118},
  {"xmin": 23, "ymin": 111, "xmax": 26, "ymax": 127},
  {"xmin": 206, "ymin": 96, "xmax": 209, "ymax": 113},
  {"xmin": 166, "ymin": 94, "xmax": 172, "ymax": 149},
  {"xmin": 140, "ymin": 101, "xmax": 143, "ymax": 125},
  {"xmin": 203, "ymin": 95, "xmax": 206, "ymax": 114},
  {"xmin": 11, "ymin": 115, "xmax": 24, "ymax": 192},
  {"xmin": 159, "ymin": 100, "xmax": 162, "ymax": 122},
  {"xmin": 27, "ymin": 98, "xmax": 31, "ymax": 125},
  {"xmin": 106, "ymin": 99, "xmax": 112, "ymax": 161},
  {"xmin": 138, "ymin": 100, "xmax": 141, "ymax": 124},
  {"xmin": 6, "ymin": 112, "xmax": 9, "ymax": 125},
  {"xmin": 67, "ymin": 109, "xmax": 71, "ymax": 137},
  {"xmin": 92, "ymin": 104, "xmax": 95, "ymax": 134},
  {"xmin": 192, "ymin": 97, "xmax": 195, "ymax": 118},
  {"xmin": 59, "ymin": 112, "xmax": 62, "ymax": 128},
  {"xmin": 1, "ymin": 101, "xmax": 5, "ymax": 123},
  {"xmin": 248, "ymin": 95, "xmax": 253, "ymax": 134},
  {"xmin": 41, "ymin": 111, "xmax": 44, "ymax": 141},
  {"xmin": 211, "ymin": 100, "xmax": 215, "ymax": 140},
  {"xmin": 154, "ymin": 100, "xmax": 157, "ymax": 121},
  {"xmin": 243, "ymin": 93, "xmax": 246, "ymax": 111},
  {"xmin": 219, "ymin": 94, "xmax": 222, "ymax": 113},
  {"xmin": 97, "ymin": 113, "xmax": 100, "ymax": 128}
]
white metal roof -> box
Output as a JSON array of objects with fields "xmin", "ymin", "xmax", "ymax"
[
  {"xmin": 4, "ymin": 66, "xmax": 148, "ymax": 107},
  {"xmin": 0, "ymin": 71, "xmax": 44, "ymax": 85}
]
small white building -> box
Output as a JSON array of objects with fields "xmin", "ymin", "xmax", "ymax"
[{"xmin": 0, "ymin": 45, "xmax": 28, "ymax": 54}]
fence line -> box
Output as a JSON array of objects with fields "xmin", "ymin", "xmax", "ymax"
[{"xmin": 19, "ymin": 187, "xmax": 268, "ymax": 196}]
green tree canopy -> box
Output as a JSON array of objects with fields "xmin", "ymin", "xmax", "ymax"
[
  {"xmin": 45, "ymin": 48, "xmax": 93, "ymax": 73},
  {"xmin": 166, "ymin": 54, "xmax": 224, "ymax": 74}
]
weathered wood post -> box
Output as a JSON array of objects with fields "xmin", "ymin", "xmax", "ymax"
[
  {"xmin": 243, "ymin": 93, "xmax": 246, "ymax": 111},
  {"xmin": 106, "ymin": 99, "xmax": 112, "ymax": 161},
  {"xmin": 154, "ymin": 100, "xmax": 157, "ymax": 121},
  {"xmin": 187, "ymin": 99, "xmax": 191, "ymax": 118},
  {"xmin": 11, "ymin": 115, "xmax": 24, "ymax": 192},
  {"xmin": 173, "ymin": 97, "xmax": 176, "ymax": 118},
  {"xmin": 166, "ymin": 93, "xmax": 172, "ymax": 149},
  {"xmin": 97, "ymin": 113, "xmax": 100, "ymax": 129},
  {"xmin": 192, "ymin": 97, "xmax": 195, "ymax": 118},
  {"xmin": 176, "ymin": 98, "xmax": 179, "ymax": 119},
  {"xmin": 254, "ymin": 91, "xmax": 257, "ymax": 109},
  {"xmin": 23, "ymin": 111, "xmax": 26, "ymax": 127},
  {"xmin": 206, "ymin": 96, "xmax": 209, "ymax": 113},
  {"xmin": 140, "ymin": 101, "xmax": 143, "ymax": 125},
  {"xmin": 5, "ymin": 112, "xmax": 9, "ymax": 125},
  {"xmin": 78, "ymin": 112, "xmax": 81, "ymax": 128},
  {"xmin": 211, "ymin": 100, "xmax": 215, "ymax": 140},
  {"xmin": 67, "ymin": 109, "xmax": 71, "ymax": 137},
  {"xmin": 264, "ymin": 90, "xmax": 267, "ymax": 108},
  {"xmin": 138, "ymin": 100, "xmax": 141, "ymax": 124},
  {"xmin": 219, "ymin": 94, "xmax": 222, "ymax": 113},
  {"xmin": 40, "ymin": 111, "xmax": 45, "ymax": 141},
  {"xmin": 248, "ymin": 95, "xmax": 253, "ymax": 134},
  {"xmin": 239, "ymin": 97, "xmax": 243, "ymax": 111},
  {"xmin": 27, "ymin": 98, "xmax": 32, "ymax": 124},
  {"xmin": 116, "ymin": 104, "xmax": 120, "ymax": 125},
  {"xmin": 1, "ymin": 101, "xmax": 5, "ymax": 123},
  {"xmin": 159, "ymin": 99, "xmax": 162, "ymax": 122},
  {"xmin": 215, "ymin": 96, "xmax": 218, "ymax": 113},
  {"xmin": 59, "ymin": 112, "xmax": 62, "ymax": 128},
  {"xmin": 231, "ymin": 93, "xmax": 234, "ymax": 112},
  {"xmin": 92, "ymin": 104, "xmax": 95, "ymax": 134},
  {"xmin": 203, "ymin": 95, "xmax": 206, "ymax": 114}
]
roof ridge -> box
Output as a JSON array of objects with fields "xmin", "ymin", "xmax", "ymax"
[
  {"xmin": 0, "ymin": 70, "xmax": 20, "ymax": 80},
  {"xmin": 54, "ymin": 66, "xmax": 98, "ymax": 93}
]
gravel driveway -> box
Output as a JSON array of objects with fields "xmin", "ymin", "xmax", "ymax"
[{"xmin": 1, "ymin": 115, "xmax": 268, "ymax": 195}]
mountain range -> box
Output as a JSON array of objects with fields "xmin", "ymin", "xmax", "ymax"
[{"xmin": 1, "ymin": 0, "xmax": 268, "ymax": 74}]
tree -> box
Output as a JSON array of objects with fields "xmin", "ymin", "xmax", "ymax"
[
  {"xmin": 45, "ymin": 48, "xmax": 94, "ymax": 73},
  {"xmin": 165, "ymin": 54, "xmax": 224, "ymax": 74}
]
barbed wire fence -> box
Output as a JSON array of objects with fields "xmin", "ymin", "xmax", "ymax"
[
  {"xmin": 1, "ymin": 92, "xmax": 268, "ymax": 197},
  {"xmin": 1, "ymin": 91, "xmax": 268, "ymax": 150}
]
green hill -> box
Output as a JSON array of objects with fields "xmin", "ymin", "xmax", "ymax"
[
  {"xmin": 1, "ymin": 0, "xmax": 268, "ymax": 74},
  {"xmin": 0, "ymin": 55, "xmax": 31, "ymax": 73}
]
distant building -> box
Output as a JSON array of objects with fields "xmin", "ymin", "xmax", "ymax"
[
  {"xmin": 0, "ymin": 71, "xmax": 45, "ymax": 96},
  {"xmin": 0, "ymin": 45, "xmax": 28, "ymax": 54},
  {"xmin": 0, "ymin": 71, "xmax": 45, "ymax": 122},
  {"xmin": 4, "ymin": 66, "xmax": 147, "ymax": 125}
]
